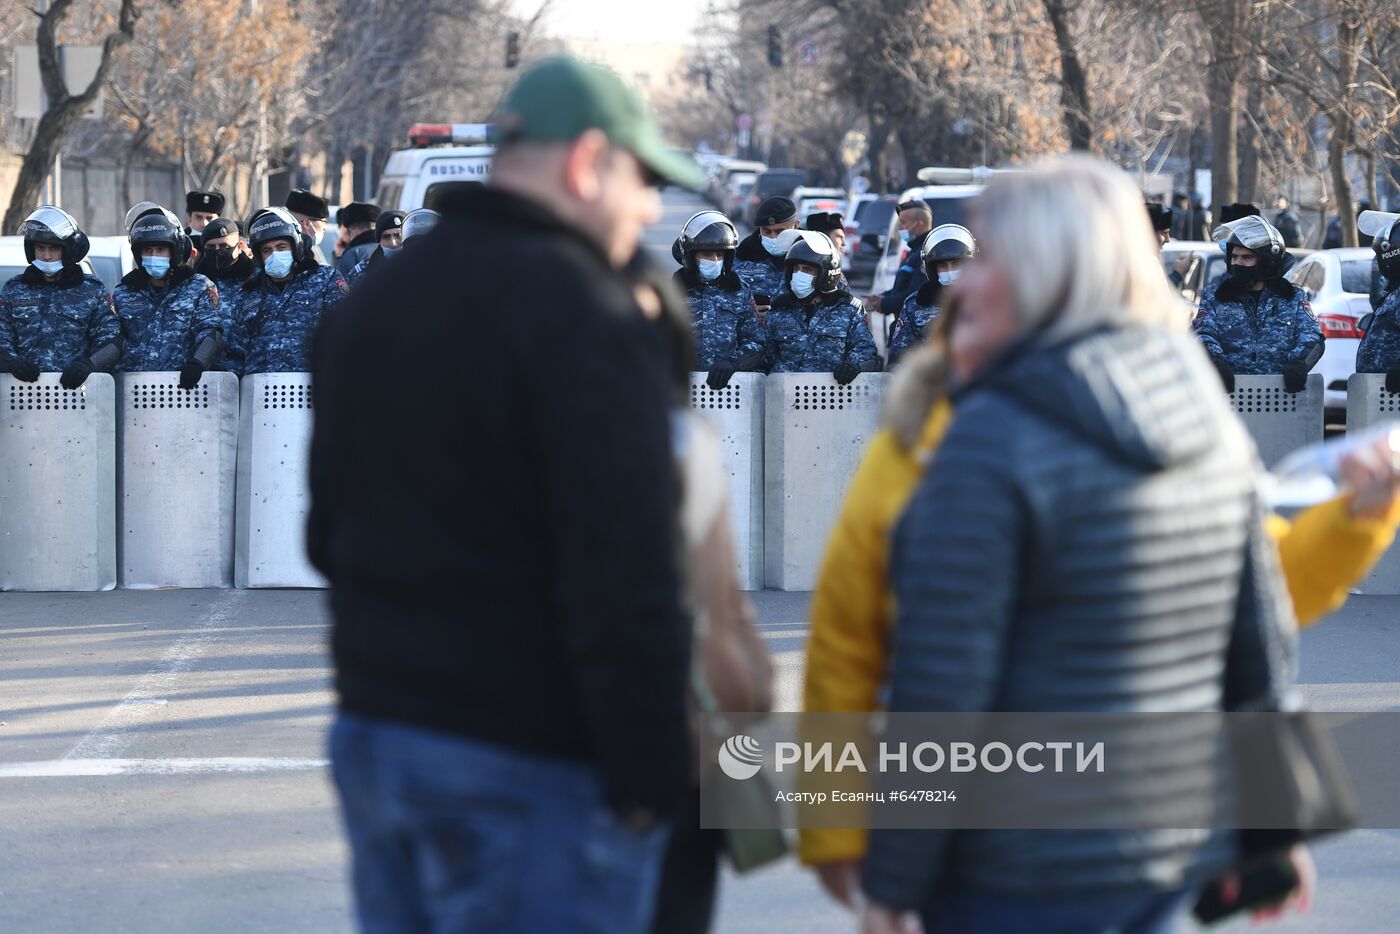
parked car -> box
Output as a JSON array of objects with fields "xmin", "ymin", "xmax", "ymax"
[
  {"xmin": 846, "ymin": 195, "xmax": 895, "ymax": 291},
  {"xmin": 792, "ymin": 187, "xmax": 847, "ymax": 222},
  {"xmin": 708, "ymin": 159, "xmax": 766, "ymax": 207},
  {"xmin": 84, "ymin": 236, "xmax": 137, "ymax": 291},
  {"xmin": 743, "ymin": 168, "xmax": 809, "ymax": 226},
  {"xmin": 1287, "ymin": 247, "xmax": 1376, "ymax": 413},
  {"xmin": 725, "ymin": 175, "xmax": 757, "ymax": 219}
]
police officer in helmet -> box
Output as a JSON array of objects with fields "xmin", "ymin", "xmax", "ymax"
[
  {"xmin": 1355, "ymin": 211, "xmax": 1400, "ymax": 389},
  {"xmin": 223, "ymin": 206, "xmax": 348, "ymax": 375},
  {"xmin": 673, "ymin": 210, "xmax": 764, "ymax": 390},
  {"xmin": 1193, "ymin": 214, "xmax": 1323, "ymax": 393},
  {"xmin": 886, "ymin": 223, "xmax": 974, "ymax": 366},
  {"xmin": 400, "ymin": 208, "xmax": 441, "ymax": 245},
  {"xmin": 765, "ymin": 230, "xmax": 879, "ymax": 382},
  {"xmin": 0, "ymin": 206, "xmax": 122, "ymax": 389},
  {"xmin": 114, "ymin": 205, "xmax": 229, "ymax": 389}
]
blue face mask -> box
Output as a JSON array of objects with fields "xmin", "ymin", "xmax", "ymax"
[
  {"xmin": 790, "ymin": 271, "xmax": 817, "ymax": 299},
  {"xmin": 142, "ymin": 256, "xmax": 172, "ymax": 280},
  {"xmin": 32, "ymin": 258, "xmax": 64, "ymax": 277},
  {"xmin": 382, "ymin": 245, "xmax": 401, "ymax": 257},
  {"xmin": 899, "ymin": 229, "xmax": 912, "ymax": 245},
  {"xmin": 263, "ymin": 250, "xmax": 294, "ymax": 278},
  {"xmin": 697, "ymin": 258, "xmax": 724, "ymax": 281}
]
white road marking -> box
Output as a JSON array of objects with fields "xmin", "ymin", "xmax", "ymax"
[
  {"xmin": 62, "ymin": 589, "xmax": 248, "ymax": 760},
  {"xmin": 0, "ymin": 757, "xmax": 328, "ymax": 778}
]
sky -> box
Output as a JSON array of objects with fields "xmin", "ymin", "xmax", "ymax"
[{"xmin": 509, "ymin": 0, "xmax": 704, "ymax": 46}]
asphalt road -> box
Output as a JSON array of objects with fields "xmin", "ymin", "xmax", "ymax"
[{"xmin": 2, "ymin": 190, "xmax": 1399, "ymax": 932}]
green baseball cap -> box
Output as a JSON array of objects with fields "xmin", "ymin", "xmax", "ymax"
[{"xmin": 492, "ymin": 57, "xmax": 705, "ymax": 191}]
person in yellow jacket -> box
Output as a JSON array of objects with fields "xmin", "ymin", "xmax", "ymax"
[{"xmin": 800, "ymin": 313, "xmax": 1400, "ymax": 905}]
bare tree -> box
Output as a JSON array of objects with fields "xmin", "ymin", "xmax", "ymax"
[{"xmin": 3, "ymin": 0, "xmax": 140, "ymax": 233}]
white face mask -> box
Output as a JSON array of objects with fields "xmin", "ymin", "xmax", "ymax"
[
  {"xmin": 937, "ymin": 269, "xmax": 961, "ymax": 287},
  {"xmin": 762, "ymin": 234, "xmax": 789, "ymax": 256},
  {"xmin": 697, "ymin": 258, "xmax": 724, "ymax": 281},
  {"xmin": 790, "ymin": 271, "xmax": 817, "ymax": 299}
]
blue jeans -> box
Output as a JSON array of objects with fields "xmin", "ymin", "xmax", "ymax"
[
  {"xmin": 330, "ymin": 712, "xmax": 670, "ymax": 934},
  {"xmin": 920, "ymin": 885, "xmax": 1195, "ymax": 934}
]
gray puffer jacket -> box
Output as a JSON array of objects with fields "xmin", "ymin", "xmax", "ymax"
[{"xmin": 863, "ymin": 325, "xmax": 1298, "ymax": 910}]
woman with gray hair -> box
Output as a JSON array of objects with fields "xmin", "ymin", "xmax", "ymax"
[{"xmin": 859, "ymin": 155, "xmax": 1302, "ymax": 933}]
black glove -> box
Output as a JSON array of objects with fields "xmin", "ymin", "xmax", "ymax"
[
  {"xmin": 705, "ymin": 362, "xmax": 736, "ymax": 391},
  {"xmin": 1281, "ymin": 363, "xmax": 1309, "ymax": 394},
  {"xmin": 833, "ymin": 362, "xmax": 862, "ymax": 385},
  {"xmin": 59, "ymin": 357, "xmax": 93, "ymax": 390},
  {"xmin": 1212, "ymin": 357, "xmax": 1236, "ymax": 394},
  {"xmin": 179, "ymin": 359, "xmax": 206, "ymax": 391},
  {"xmin": 1385, "ymin": 367, "xmax": 1400, "ymax": 395},
  {"xmin": 1, "ymin": 355, "xmax": 40, "ymax": 382}
]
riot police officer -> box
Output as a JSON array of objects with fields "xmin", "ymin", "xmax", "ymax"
[
  {"xmin": 673, "ymin": 211, "xmax": 764, "ymax": 390},
  {"xmin": 335, "ymin": 201, "xmax": 381, "ymax": 277},
  {"xmin": 224, "ymin": 207, "xmax": 348, "ymax": 375},
  {"xmin": 346, "ymin": 211, "xmax": 407, "ymax": 286},
  {"xmin": 735, "ymin": 196, "xmax": 802, "ymax": 315},
  {"xmin": 886, "ymin": 224, "xmax": 975, "ymax": 366},
  {"xmin": 765, "ymin": 230, "xmax": 879, "ymax": 382},
  {"xmin": 401, "ymin": 208, "xmax": 441, "ymax": 245},
  {"xmin": 1194, "ymin": 215, "xmax": 1323, "ymax": 393},
  {"xmin": 114, "ymin": 205, "xmax": 229, "ymax": 389},
  {"xmin": 1355, "ymin": 211, "xmax": 1400, "ymax": 388},
  {"xmin": 194, "ymin": 218, "xmax": 256, "ymax": 286},
  {"xmin": 0, "ymin": 206, "xmax": 122, "ymax": 389}
]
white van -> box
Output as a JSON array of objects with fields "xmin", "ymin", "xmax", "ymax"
[{"xmin": 373, "ymin": 124, "xmax": 494, "ymax": 213}]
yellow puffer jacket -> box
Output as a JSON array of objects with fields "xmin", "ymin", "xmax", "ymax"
[{"xmin": 799, "ymin": 347, "xmax": 1400, "ymax": 866}]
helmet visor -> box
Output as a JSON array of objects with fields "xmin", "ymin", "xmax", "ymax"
[
  {"xmin": 1211, "ymin": 215, "xmax": 1279, "ymax": 252},
  {"xmin": 682, "ymin": 211, "xmax": 733, "ymax": 241},
  {"xmin": 26, "ymin": 205, "xmax": 79, "ymax": 240}
]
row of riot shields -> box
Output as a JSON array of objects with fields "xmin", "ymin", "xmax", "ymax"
[
  {"xmin": 0, "ymin": 372, "xmax": 321, "ymax": 591},
  {"xmin": 6, "ymin": 370, "xmax": 1393, "ymax": 593}
]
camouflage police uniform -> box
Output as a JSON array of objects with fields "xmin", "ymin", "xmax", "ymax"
[
  {"xmin": 674, "ymin": 268, "xmax": 764, "ymax": 369},
  {"xmin": 112, "ymin": 267, "xmax": 228, "ymax": 371},
  {"xmin": 1193, "ymin": 275, "xmax": 1323, "ymax": 374},
  {"xmin": 733, "ymin": 231, "xmax": 788, "ymax": 304},
  {"xmin": 0, "ymin": 266, "xmax": 120, "ymax": 371},
  {"xmin": 225, "ymin": 262, "xmax": 348, "ymax": 375},
  {"xmin": 765, "ymin": 289, "xmax": 879, "ymax": 373},
  {"xmin": 886, "ymin": 281, "xmax": 942, "ymax": 364},
  {"xmin": 1356, "ymin": 288, "xmax": 1400, "ymax": 374}
]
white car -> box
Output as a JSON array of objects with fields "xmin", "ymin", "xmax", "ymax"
[
  {"xmin": 1286, "ymin": 248, "xmax": 1376, "ymax": 412},
  {"xmin": 724, "ymin": 173, "xmax": 758, "ymax": 219},
  {"xmin": 85, "ymin": 235, "xmax": 137, "ymax": 291},
  {"xmin": 375, "ymin": 123, "xmax": 493, "ymax": 213},
  {"xmin": 792, "ymin": 187, "xmax": 847, "ymax": 221}
]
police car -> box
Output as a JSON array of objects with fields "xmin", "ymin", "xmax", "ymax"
[{"xmin": 373, "ymin": 123, "xmax": 494, "ymax": 213}]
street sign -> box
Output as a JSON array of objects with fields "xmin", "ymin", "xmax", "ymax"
[{"xmin": 12, "ymin": 45, "xmax": 104, "ymax": 119}]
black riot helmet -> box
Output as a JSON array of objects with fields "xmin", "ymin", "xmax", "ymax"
[
  {"xmin": 128, "ymin": 205, "xmax": 193, "ymax": 265},
  {"xmin": 784, "ymin": 229, "xmax": 842, "ymax": 295},
  {"xmin": 246, "ymin": 206, "xmax": 306, "ymax": 266},
  {"xmin": 402, "ymin": 208, "xmax": 440, "ymax": 242},
  {"xmin": 678, "ymin": 210, "xmax": 738, "ymax": 276},
  {"xmin": 920, "ymin": 224, "xmax": 975, "ymax": 279},
  {"xmin": 1361, "ymin": 210, "xmax": 1400, "ymax": 281},
  {"xmin": 22, "ymin": 205, "xmax": 89, "ymax": 266},
  {"xmin": 1213, "ymin": 215, "xmax": 1290, "ymax": 281}
]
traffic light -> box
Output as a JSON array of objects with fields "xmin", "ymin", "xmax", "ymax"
[
  {"xmin": 506, "ymin": 32, "xmax": 521, "ymax": 69},
  {"xmin": 767, "ymin": 26, "xmax": 783, "ymax": 69}
]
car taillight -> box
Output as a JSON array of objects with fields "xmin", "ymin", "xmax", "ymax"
[{"xmin": 1318, "ymin": 314, "xmax": 1364, "ymax": 339}]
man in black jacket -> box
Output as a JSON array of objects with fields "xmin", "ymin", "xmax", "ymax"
[{"xmin": 310, "ymin": 56, "xmax": 703, "ymax": 934}]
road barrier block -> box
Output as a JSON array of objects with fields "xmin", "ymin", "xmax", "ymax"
[
  {"xmin": 690, "ymin": 373, "xmax": 765, "ymax": 590},
  {"xmin": 117, "ymin": 372, "xmax": 239, "ymax": 589},
  {"xmin": 1346, "ymin": 373, "xmax": 1400, "ymax": 594},
  {"xmin": 235, "ymin": 374, "xmax": 325, "ymax": 589},
  {"xmin": 0, "ymin": 373, "xmax": 116, "ymax": 591},
  {"xmin": 764, "ymin": 373, "xmax": 885, "ymax": 591},
  {"xmin": 1229, "ymin": 374, "xmax": 1324, "ymax": 468}
]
